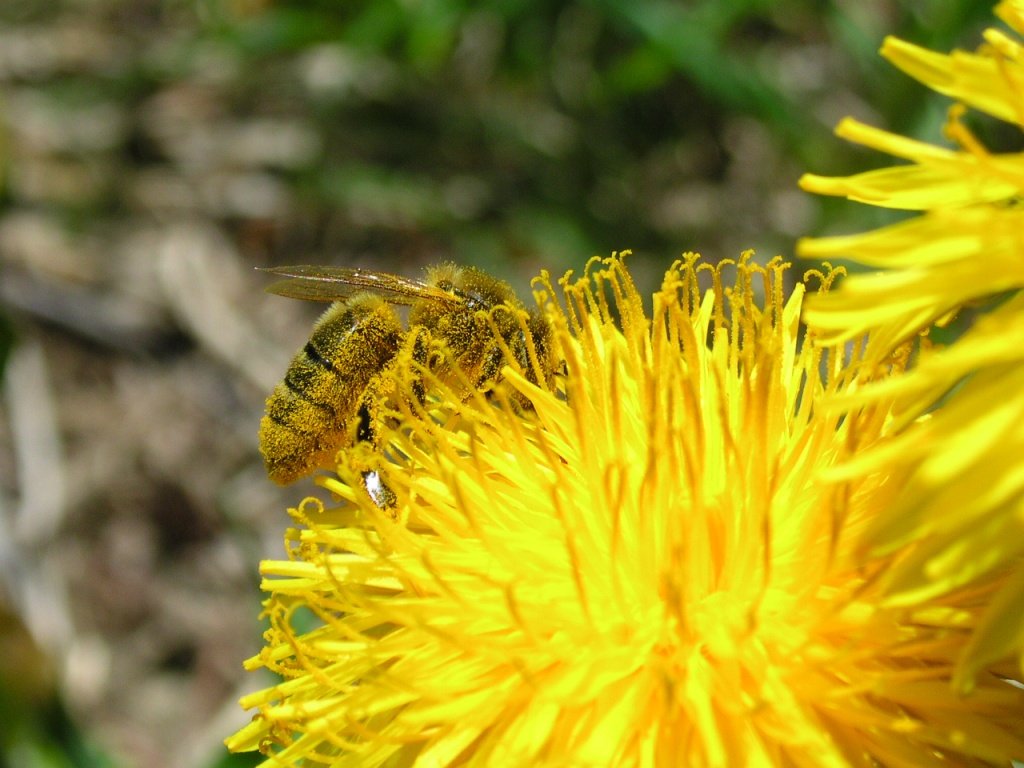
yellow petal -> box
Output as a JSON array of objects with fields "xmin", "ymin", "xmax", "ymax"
[
  {"xmin": 882, "ymin": 36, "xmax": 1024, "ymax": 125},
  {"xmin": 955, "ymin": 564, "xmax": 1024, "ymax": 691}
]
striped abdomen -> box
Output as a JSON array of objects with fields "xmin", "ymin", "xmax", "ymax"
[{"xmin": 259, "ymin": 296, "xmax": 401, "ymax": 485}]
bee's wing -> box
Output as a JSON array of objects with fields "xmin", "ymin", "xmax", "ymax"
[{"xmin": 259, "ymin": 265, "xmax": 459, "ymax": 306}]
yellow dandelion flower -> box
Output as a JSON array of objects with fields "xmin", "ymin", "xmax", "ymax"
[
  {"xmin": 228, "ymin": 254, "xmax": 1024, "ymax": 767},
  {"xmin": 796, "ymin": 0, "xmax": 1024, "ymax": 687},
  {"xmin": 797, "ymin": 2, "xmax": 1024, "ymax": 371},
  {"xmin": 799, "ymin": 0, "xmax": 1024, "ymax": 355}
]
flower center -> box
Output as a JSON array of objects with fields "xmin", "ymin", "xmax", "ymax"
[{"xmin": 692, "ymin": 589, "xmax": 755, "ymax": 660}]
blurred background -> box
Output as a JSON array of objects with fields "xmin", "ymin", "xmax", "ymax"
[{"xmin": 0, "ymin": 1, "xmax": 1001, "ymax": 766}]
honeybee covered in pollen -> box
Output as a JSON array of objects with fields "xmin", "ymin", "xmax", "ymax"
[{"xmin": 258, "ymin": 264, "xmax": 555, "ymax": 492}]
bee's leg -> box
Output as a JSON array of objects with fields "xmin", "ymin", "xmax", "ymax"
[
  {"xmin": 477, "ymin": 344, "xmax": 504, "ymax": 387},
  {"xmin": 408, "ymin": 327, "xmax": 429, "ymax": 405},
  {"xmin": 467, "ymin": 337, "xmax": 509, "ymax": 404},
  {"xmin": 355, "ymin": 399, "xmax": 376, "ymax": 444},
  {"xmin": 349, "ymin": 376, "xmax": 397, "ymax": 510},
  {"xmin": 349, "ymin": 328, "xmax": 429, "ymax": 510},
  {"xmin": 478, "ymin": 311, "xmax": 555, "ymax": 410},
  {"xmin": 360, "ymin": 466, "xmax": 397, "ymax": 510},
  {"xmin": 356, "ymin": 398, "xmax": 388, "ymax": 507}
]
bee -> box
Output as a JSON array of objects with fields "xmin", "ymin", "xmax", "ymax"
[{"xmin": 258, "ymin": 263, "xmax": 555, "ymax": 490}]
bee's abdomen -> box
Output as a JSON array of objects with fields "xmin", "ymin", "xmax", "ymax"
[{"xmin": 260, "ymin": 297, "xmax": 401, "ymax": 485}]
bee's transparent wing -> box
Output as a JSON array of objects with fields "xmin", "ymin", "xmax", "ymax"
[{"xmin": 259, "ymin": 265, "xmax": 458, "ymax": 306}]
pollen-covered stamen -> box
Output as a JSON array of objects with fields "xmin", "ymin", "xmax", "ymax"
[{"xmin": 231, "ymin": 251, "xmax": 1024, "ymax": 768}]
